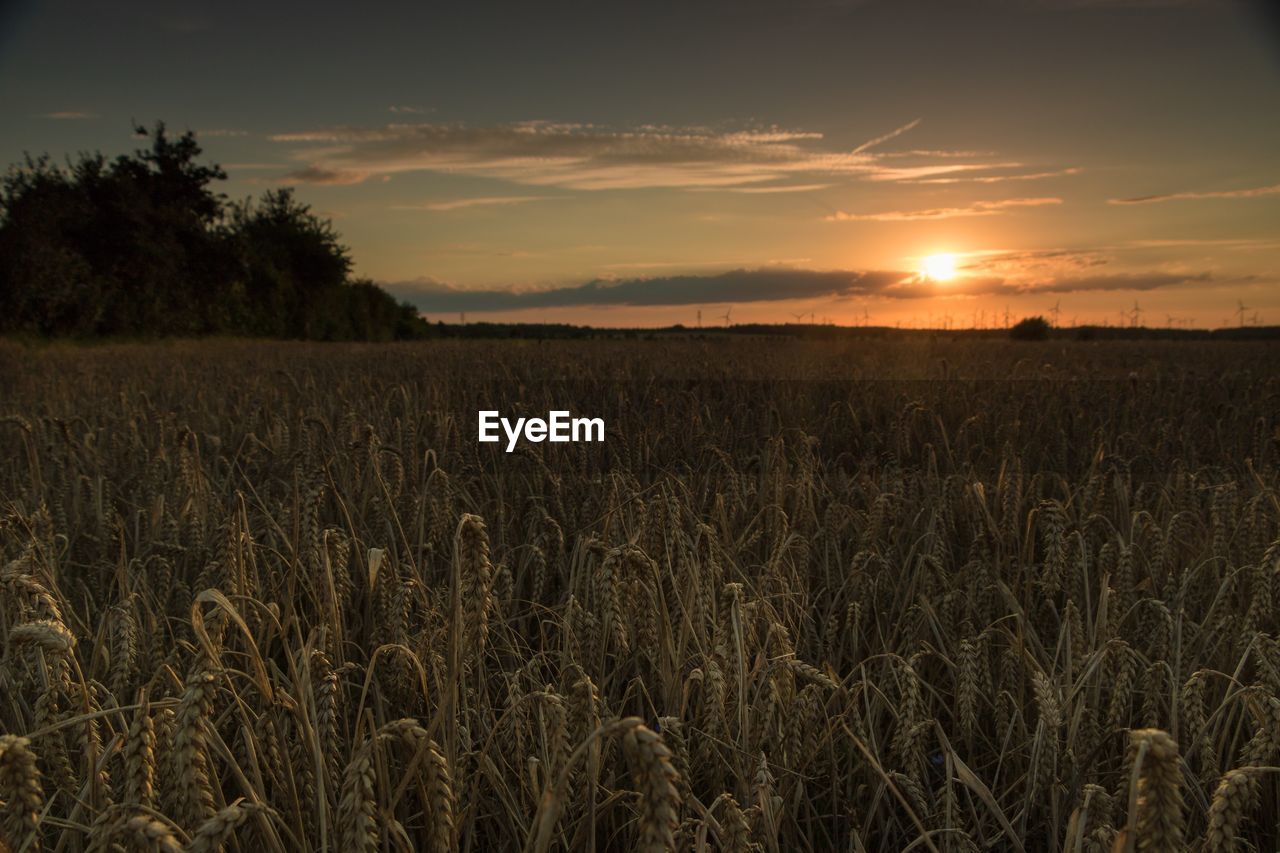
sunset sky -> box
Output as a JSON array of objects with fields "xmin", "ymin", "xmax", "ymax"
[{"xmin": 2, "ymin": 0, "xmax": 1278, "ymax": 327}]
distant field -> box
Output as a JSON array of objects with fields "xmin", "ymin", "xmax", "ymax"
[{"xmin": 1, "ymin": 338, "xmax": 1278, "ymax": 851}]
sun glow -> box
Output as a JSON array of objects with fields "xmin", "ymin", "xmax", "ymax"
[{"xmin": 922, "ymin": 253, "xmax": 958, "ymax": 282}]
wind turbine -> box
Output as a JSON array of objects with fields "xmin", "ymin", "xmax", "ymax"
[
  {"xmin": 791, "ymin": 311, "xmax": 806, "ymax": 323},
  {"xmin": 1251, "ymin": 311, "xmax": 1261, "ymax": 326},
  {"xmin": 720, "ymin": 307, "xmax": 733, "ymax": 327},
  {"xmin": 1237, "ymin": 299, "xmax": 1248, "ymax": 327},
  {"xmin": 1003, "ymin": 305, "xmax": 1011, "ymax": 329},
  {"xmin": 1131, "ymin": 300, "xmax": 1143, "ymax": 328},
  {"xmin": 1166, "ymin": 313, "xmax": 1176, "ymax": 329},
  {"xmin": 697, "ymin": 309, "xmax": 702, "ymax": 328},
  {"xmin": 1049, "ymin": 300, "xmax": 1061, "ymax": 328}
]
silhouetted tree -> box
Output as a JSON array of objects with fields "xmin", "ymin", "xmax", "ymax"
[
  {"xmin": 227, "ymin": 189, "xmax": 353, "ymax": 337},
  {"xmin": 1010, "ymin": 316, "xmax": 1052, "ymax": 341},
  {"xmin": 0, "ymin": 122, "xmax": 430, "ymax": 340},
  {"xmin": 0, "ymin": 124, "xmax": 235, "ymax": 335}
]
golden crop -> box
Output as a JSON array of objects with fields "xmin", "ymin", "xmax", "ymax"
[{"xmin": 0, "ymin": 337, "xmax": 1277, "ymax": 852}]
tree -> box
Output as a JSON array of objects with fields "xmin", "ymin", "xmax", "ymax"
[
  {"xmin": 0, "ymin": 123, "xmax": 231, "ymax": 335},
  {"xmin": 0, "ymin": 155, "xmax": 103, "ymax": 334},
  {"xmin": 1010, "ymin": 316, "xmax": 1052, "ymax": 341},
  {"xmin": 227, "ymin": 189, "xmax": 353, "ymax": 338},
  {"xmin": 0, "ymin": 122, "xmax": 429, "ymax": 340}
]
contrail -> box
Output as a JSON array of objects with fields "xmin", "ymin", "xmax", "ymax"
[{"xmin": 852, "ymin": 118, "xmax": 922, "ymax": 154}]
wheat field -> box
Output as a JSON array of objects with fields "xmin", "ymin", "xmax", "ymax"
[{"xmin": 1, "ymin": 337, "xmax": 1278, "ymax": 852}]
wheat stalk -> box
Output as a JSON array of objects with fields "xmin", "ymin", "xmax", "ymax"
[
  {"xmin": 1123, "ymin": 729, "xmax": 1184, "ymax": 853},
  {"xmin": 0, "ymin": 735, "xmax": 43, "ymax": 852},
  {"xmin": 1203, "ymin": 767, "xmax": 1263, "ymax": 853}
]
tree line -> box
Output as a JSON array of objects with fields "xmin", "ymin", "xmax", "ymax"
[{"xmin": 0, "ymin": 123, "xmax": 431, "ymax": 340}]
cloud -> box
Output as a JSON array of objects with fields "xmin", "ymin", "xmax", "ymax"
[
  {"xmin": 955, "ymin": 241, "xmax": 1280, "ymax": 282},
  {"xmin": 386, "ymin": 266, "xmax": 1225, "ymax": 312},
  {"xmin": 695, "ymin": 183, "xmax": 835, "ymax": 194},
  {"xmin": 389, "ymin": 269, "xmax": 909, "ymax": 310},
  {"xmin": 826, "ymin": 197, "xmax": 1062, "ymax": 221},
  {"xmin": 601, "ymin": 259, "xmax": 744, "ymax": 270},
  {"xmin": 199, "ymin": 128, "xmax": 250, "ymax": 137},
  {"xmin": 1124, "ymin": 237, "xmax": 1280, "ymax": 250},
  {"xmin": 958, "ymin": 247, "xmax": 1111, "ymax": 274},
  {"xmin": 862, "ymin": 163, "xmax": 1032, "ymax": 182},
  {"xmin": 907, "ymin": 167, "xmax": 1083, "ymax": 185},
  {"xmin": 38, "ymin": 111, "xmax": 98, "ymax": 120},
  {"xmin": 879, "ymin": 149, "xmax": 996, "ymax": 159},
  {"xmin": 282, "ymin": 166, "xmax": 371, "ymax": 185},
  {"xmin": 268, "ymin": 119, "xmax": 1066, "ymax": 191},
  {"xmin": 1109, "ymin": 183, "xmax": 1280, "ymax": 204},
  {"xmin": 1027, "ymin": 272, "xmax": 1217, "ymax": 293},
  {"xmin": 874, "ymin": 271, "xmax": 1225, "ymax": 300},
  {"xmin": 390, "ymin": 195, "xmax": 550, "ymax": 212}
]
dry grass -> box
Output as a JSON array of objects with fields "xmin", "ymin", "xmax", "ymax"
[{"xmin": 0, "ymin": 336, "xmax": 1278, "ymax": 851}]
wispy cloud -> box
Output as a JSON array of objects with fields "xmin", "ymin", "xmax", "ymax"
[
  {"xmin": 953, "ymin": 240, "xmax": 1280, "ymax": 281},
  {"xmin": 907, "ymin": 167, "xmax": 1083, "ymax": 185},
  {"xmin": 957, "ymin": 247, "xmax": 1111, "ymax": 274},
  {"xmin": 601, "ymin": 259, "xmax": 744, "ymax": 270},
  {"xmin": 386, "ymin": 265, "xmax": 1226, "ymax": 312},
  {"xmin": 389, "ymin": 105, "xmax": 428, "ymax": 114},
  {"xmin": 695, "ymin": 183, "xmax": 836, "ymax": 194},
  {"xmin": 270, "ymin": 119, "xmax": 1065, "ymax": 191},
  {"xmin": 200, "ymin": 128, "xmax": 250, "ymax": 137},
  {"xmin": 601, "ymin": 257, "xmax": 816, "ymax": 270},
  {"xmin": 879, "ymin": 270, "xmax": 1232, "ymax": 300},
  {"xmin": 1124, "ymin": 237, "xmax": 1280, "ymax": 250},
  {"xmin": 826, "ymin": 197, "xmax": 1062, "ymax": 221},
  {"xmin": 391, "ymin": 195, "xmax": 550, "ymax": 212},
  {"xmin": 281, "ymin": 166, "xmax": 371, "ymax": 185},
  {"xmin": 1109, "ymin": 183, "xmax": 1280, "ymax": 204},
  {"xmin": 1027, "ymin": 272, "xmax": 1218, "ymax": 293},
  {"xmin": 864, "ymin": 163, "xmax": 1031, "ymax": 183},
  {"xmin": 38, "ymin": 111, "xmax": 98, "ymax": 120},
  {"xmin": 879, "ymin": 149, "xmax": 996, "ymax": 159}
]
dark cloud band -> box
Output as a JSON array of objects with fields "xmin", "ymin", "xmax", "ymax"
[{"xmin": 386, "ymin": 268, "xmax": 1225, "ymax": 312}]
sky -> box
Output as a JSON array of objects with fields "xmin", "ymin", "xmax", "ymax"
[{"xmin": 1, "ymin": 0, "xmax": 1278, "ymax": 328}]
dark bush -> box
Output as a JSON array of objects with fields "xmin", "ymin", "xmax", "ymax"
[{"xmin": 1010, "ymin": 316, "xmax": 1052, "ymax": 341}]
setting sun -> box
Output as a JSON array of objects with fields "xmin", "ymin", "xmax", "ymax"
[{"xmin": 923, "ymin": 253, "xmax": 958, "ymax": 282}]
